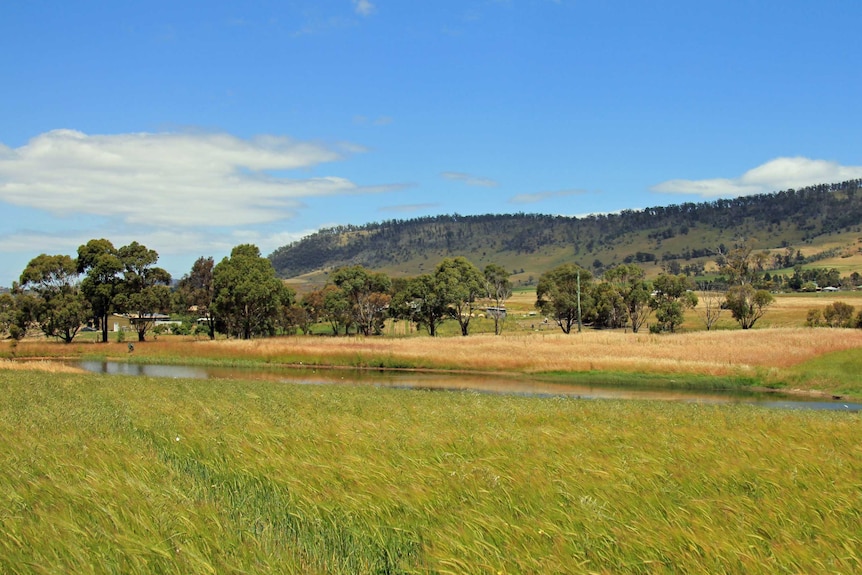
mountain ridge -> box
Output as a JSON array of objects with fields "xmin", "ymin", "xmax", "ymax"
[{"xmin": 269, "ymin": 180, "xmax": 862, "ymax": 286}]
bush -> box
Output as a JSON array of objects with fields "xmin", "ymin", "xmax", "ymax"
[
  {"xmin": 823, "ymin": 302, "xmax": 855, "ymax": 328},
  {"xmin": 806, "ymin": 308, "xmax": 823, "ymax": 327}
]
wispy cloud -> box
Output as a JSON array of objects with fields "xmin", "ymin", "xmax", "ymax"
[
  {"xmin": 509, "ymin": 189, "xmax": 587, "ymax": 204},
  {"xmin": 652, "ymin": 157, "xmax": 862, "ymax": 198},
  {"xmin": 352, "ymin": 0, "xmax": 375, "ymax": 16},
  {"xmin": 0, "ymin": 129, "xmax": 390, "ymax": 228},
  {"xmin": 440, "ymin": 171, "xmax": 498, "ymax": 187}
]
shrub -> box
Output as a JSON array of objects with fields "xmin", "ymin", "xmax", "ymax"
[{"xmin": 806, "ymin": 308, "xmax": 823, "ymax": 327}]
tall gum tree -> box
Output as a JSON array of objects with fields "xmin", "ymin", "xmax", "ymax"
[
  {"xmin": 436, "ymin": 257, "xmax": 485, "ymax": 336},
  {"xmin": 176, "ymin": 256, "xmax": 216, "ymax": 339},
  {"xmin": 213, "ymin": 244, "xmax": 290, "ymax": 339},
  {"xmin": 536, "ymin": 264, "xmax": 594, "ymax": 334},
  {"xmin": 331, "ymin": 265, "xmax": 392, "ymax": 336},
  {"xmin": 484, "ymin": 263, "xmax": 512, "ymax": 335},
  {"xmin": 604, "ymin": 264, "xmax": 651, "ymax": 333},
  {"xmin": 19, "ymin": 254, "xmax": 90, "ymax": 343},
  {"xmin": 114, "ymin": 241, "xmax": 172, "ymax": 342},
  {"xmin": 77, "ymin": 239, "xmax": 123, "ymax": 343}
]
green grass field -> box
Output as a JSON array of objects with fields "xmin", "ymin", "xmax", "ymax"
[{"xmin": 1, "ymin": 370, "xmax": 859, "ymax": 574}]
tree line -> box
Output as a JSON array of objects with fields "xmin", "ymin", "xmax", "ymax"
[
  {"xmin": 1, "ymin": 241, "xmax": 295, "ymax": 343},
  {"xmin": 4, "ymin": 237, "xmax": 822, "ymax": 344}
]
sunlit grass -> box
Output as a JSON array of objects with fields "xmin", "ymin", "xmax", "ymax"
[
  {"xmin": 5, "ymin": 324, "xmax": 862, "ymax": 397},
  {"xmin": 0, "ymin": 370, "xmax": 859, "ymax": 574}
]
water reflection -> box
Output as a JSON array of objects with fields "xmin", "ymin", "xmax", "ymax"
[
  {"xmin": 80, "ymin": 361, "xmax": 210, "ymax": 380},
  {"xmin": 77, "ymin": 361, "xmax": 862, "ymax": 412}
]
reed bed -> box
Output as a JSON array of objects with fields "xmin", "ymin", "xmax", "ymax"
[
  {"xmin": 5, "ymin": 324, "xmax": 862, "ymax": 397},
  {"xmin": 0, "ymin": 371, "xmax": 859, "ymax": 574},
  {"xmin": 154, "ymin": 327, "xmax": 862, "ymax": 377}
]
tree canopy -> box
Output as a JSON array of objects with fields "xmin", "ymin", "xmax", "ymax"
[
  {"xmin": 213, "ymin": 244, "xmax": 294, "ymax": 339},
  {"xmin": 536, "ymin": 264, "xmax": 593, "ymax": 334}
]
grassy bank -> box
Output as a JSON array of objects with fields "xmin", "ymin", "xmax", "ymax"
[
  {"xmin": 4, "ymin": 326, "xmax": 862, "ymax": 398},
  {"xmin": 0, "ymin": 371, "xmax": 859, "ymax": 574}
]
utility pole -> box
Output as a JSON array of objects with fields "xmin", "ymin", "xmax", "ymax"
[{"xmin": 577, "ymin": 269, "xmax": 582, "ymax": 333}]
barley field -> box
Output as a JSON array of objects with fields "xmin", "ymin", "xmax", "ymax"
[{"xmin": 0, "ymin": 370, "xmax": 859, "ymax": 574}]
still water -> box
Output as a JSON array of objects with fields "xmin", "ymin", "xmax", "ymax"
[{"xmin": 78, "ymin": 361, "xmax": 862, "ymax": 412}]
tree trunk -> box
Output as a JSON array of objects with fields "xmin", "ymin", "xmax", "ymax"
[{"xmin": 101, "ymin": 312, "xmax": 109, "ymax": 343}]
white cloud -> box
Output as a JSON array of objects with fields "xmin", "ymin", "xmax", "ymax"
[
  {"xmin": 652, "ymin": 157, "xmax": 862, "ymax": 198},
  {"xmin": 509, "ymin": 189, "xmax": 587, "ymax": 204},
  {"xmin": 352, "ymin": 0, "xmax": 375, "ymax": 16},
  {"xmin": 0, "ymin": 129, "xmax": 378, "ymax": 227},
  {"xmin": 0, "ymin": 225, "xmax": 319, "ymax": 282},
  {"xmin": 440, "ymin": 171, "xmax": 498, "ymax": 187}
]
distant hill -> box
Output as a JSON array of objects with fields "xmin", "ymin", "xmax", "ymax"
[{"xmin": 270, "ymin": 180, "xmax": 862, "ymax": 287}]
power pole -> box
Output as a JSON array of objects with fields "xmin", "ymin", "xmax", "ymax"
[{"xmin": 577, "ymin": 269, "xmax": 582, "ymax": 333}]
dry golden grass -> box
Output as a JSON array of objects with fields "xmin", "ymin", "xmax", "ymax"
[
  {"xmin": 0, "ymin": 358, "xmax": 85, "ymax": 373},
  {"xmin": 186, "ymin": 327, "xmax": 862, "ymax": 377}
]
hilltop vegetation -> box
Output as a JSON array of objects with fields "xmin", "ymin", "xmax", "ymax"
[{"xmin": 269, "ymin": 180, "xmax": 862, "ymax": 284}]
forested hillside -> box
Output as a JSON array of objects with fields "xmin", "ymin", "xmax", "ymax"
[{"xmin": 270, "ymin": 180, "xmax": 862, "ymax": 283}]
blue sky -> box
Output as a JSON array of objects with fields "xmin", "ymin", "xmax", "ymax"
[{"xmin": 2, "ymin": 0, "xmax": 862, "ymax": 286}]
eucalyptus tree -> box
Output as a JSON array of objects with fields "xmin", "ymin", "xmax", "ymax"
[
  {"xmin": 604, "ymin": 264, "xmax": 652, "ymax": 333},
  {"xmin": 724, "ymin": 284, "xmax": 774, "ymax": 329},
  {"xmin": 435, "ymin": 257, "xmax": 485, "ymax": 336},
  {"xmin": 592, "ymin": 281, "xmax": 627, "ymax": 329},
  {"xmin": 19, "ymin": 253, "xmax": 91, "ymax": 343},
  {"xmin": 176, "ymin": 256, "xmax": 216, "ymax": 339},
  {"xmin": 390, "ymin": 274, "xmax": 449, "ymax": 336},
  {"xmin": 321, "ymin": 284, "xmax": 353, "ymax": 335},
  {"xmin": 114, "ymin": 242, "xmax": 172, "ymax": 341},
  {"xmin": 77, "ymin": 239, "xmax": 123, "ymax": 343},
  {"xmin": 484, "ymin": 263, "xmax": 512, "ymax": 335},
  {"xmin": 649, "ymin": 273, "xmax": 698, "ymax": 333},
  {"xmin": 213, "ymin": 244, "xmax": 291, "ymax": 339},
  {"xmin": 0, "ymin": 292, "xmax": 18, "ymax": 339},
  {"xmin": 718, "ymin": 241, "xmax": 775, "ymax": 329},
  {"xmin": 535, "ymin": 264, "xmax": 594, "ymax": 334},
  {"xmin": 695, "ymin": 283, "xmax": 725, "ymax": 331},
  {"xmin": 331, "ymin": 265, "xmax": 392, "ymax": 336}
]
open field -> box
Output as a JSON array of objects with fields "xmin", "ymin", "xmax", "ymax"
[{"xmin": 0, "ymin": 371, "xmax": 859, "ymax": 574}]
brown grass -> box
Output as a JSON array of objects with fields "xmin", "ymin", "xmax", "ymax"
[
  {"xmin": 0, "ymin": 359, "xmax": 85, "ymax": 373},
  {"xmin": 181, "ymin": 327, "xmax": 862, "ymax": 377}
]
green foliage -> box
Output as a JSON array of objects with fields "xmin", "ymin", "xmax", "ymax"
[
  {"xmin": 604, "ymin": 263, "xmax": 651, "ymax": 333},
  {"xmin": 113, "ymin": 242, "xmax": 172, "ymax": 342},
  {"xmin": 806, "ymin": 307, "xmax": 823, "ymax": 327},
  {"xmin": 536, "ymin": 264, "xmax": 594, "ymax": 334},
  {"xmin": 213, "ymin": 244, "xmax": 290, "ymax": 339},
  {"xmin": 592, "ymin": 281, "xmax": 627, "ymax": 329},
  {"xmin": 77, "ymin": 238, "xmax": 124, "ymax": 344},
  {"xmin": 331, "ymin": 265, "xmax": 392, "ymax": 336},
  {"xmin": 19, "ymin": 254, "xmax": 91, "ymax": 343},
  {"xmin": 724, "ymin": 285, "xmax": 775, "ymax": 329},
  {"xmin": 268, "ymin": 180, "xmax": 862, "ymax": 282},
  {"xmin": 807, "ymin": 301, "xmax": 857, "ymax": 328},
  {"xmin": 389, "ymin": 273, "xmax": 449, "ymax": 336},
  {"xmin": 175, "ymin": 256, "xmax": 216, "ymax": 340},
  {"xmin": 824, "ymin": 301, "xmax": 855, "ymax": 328},
  {"xmin": 0, "ymin": 293, "xmax": 16, "ymax": 338},
  {"xmin": 650, "ymin": 273, "xmax": 698, "ymax": 333},
  {"xmin": 435, "ymin": 256, "xmax": 485, "ymax": 336}
]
